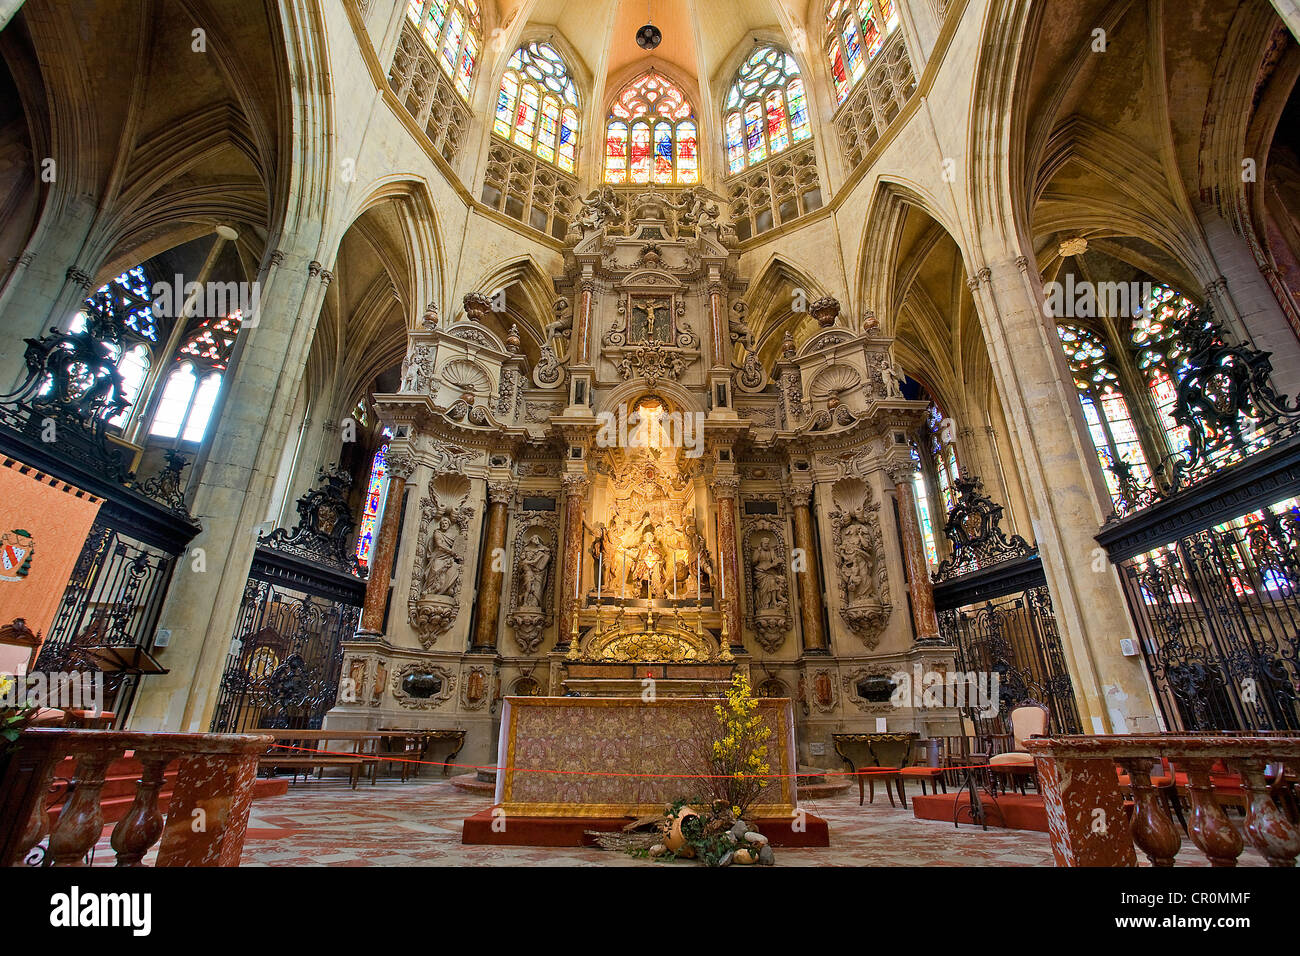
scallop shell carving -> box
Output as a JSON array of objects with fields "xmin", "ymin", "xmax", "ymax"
[
  {"xmin": 440, "ymin": 358, "xmax": 492, "ymax": 396},
  {"xmin": 809, "ymin": 364, "xmax": 861, "ymax": 400}
]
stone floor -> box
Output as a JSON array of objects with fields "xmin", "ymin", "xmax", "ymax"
[{"xmin": 75, "ymin": 773, "xmax": 1269, "ymax": 867}]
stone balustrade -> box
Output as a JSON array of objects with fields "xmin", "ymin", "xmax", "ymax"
[
  {"xmin": 1, "ymin": 728, "xmax": 272, "ymax": 867},
  {"xmin": 1026, "ymin": 734, "xmax": 1300, "ymax": 867}
]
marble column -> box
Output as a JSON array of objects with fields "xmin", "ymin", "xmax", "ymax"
[
  {"xmin": 471, "ymin": 480, "xmax": 514, "ymax": 651},
  {"xmin": 574, "ymin": 276, "xmax": 595, "ymax": 364},
  {"xmin": 711, "ymin": 475, "xmax": 741, "ymax": 644},
  {"xmin": 788, "ymin": 482, "xmax": 827, "ymax": 653},
  {"xmin": 357, "ymin": 451, "xmax": 413, "ymax": 637},
  {"xmin": 708, "ymin": 277, "xmax": 728, "ymax": 368},
  {"xmin": 890, "ymin": 465, "xmax": 942, "ymax": 643},
  {"xmin": 558, "ymin": 473, "xmax": 588, "ymax": 647}
]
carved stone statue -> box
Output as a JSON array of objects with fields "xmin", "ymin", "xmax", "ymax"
[
  {"xmin": 838, "ymin": 532, "xmax": 878, "ymax": 605},
  {"xmin": 544, "ymin": 297, "xmax": 573, "ymax": 346},
  {"xmin": 751, "ymin": 536, "xmax": 785, "ymax": 611},
  {"xmin": 421, "ymin": 516, "xmax": 461, "ymax": 597},
  {"xmin": 878, "ymin": 354, "xmax": 903, "ymax": 398},
  {"xmin": 729, "ymin": 301, "xmax": 755, "ymax": 353},
  {"xmin": 517, "ymin": 534, "xmax": 551, "ymax": 610}
]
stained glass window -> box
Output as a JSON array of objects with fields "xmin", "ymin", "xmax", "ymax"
[
  {"xmin": 493, "ymin": 42, "xmax": 580, "ymax": 173},
  {"xmin": 604, "ymin": 73, "xmax": 697, "ymax": 185},
  {"xmin": 407, "ymin": 0, "xmax": 481, "ymax": 101},
  {"xmin": 1058, "ymin": 324, "xmax": 1152, "ymax": 506},
  {"xmin": 723, "ymin": 46, "xmax": 810, "ymax": 174},
  {"xmin": 927, "ymin": 402, "xmax": 961, "ymax": 513},
  {"xmin": 355, "ymin": 443, "xmax": 390, "ymax": 569},
  {"xmin": 824, "ymin": 0, "xmax": 899, "ymax": 106},
  {"xmin": 911, "ymin": 445, "xmax": 940, "ymax": 568}
]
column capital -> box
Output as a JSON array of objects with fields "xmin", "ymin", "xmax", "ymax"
[
  {"xmin": 487, "ymin": 479, "xmax": 516, "ymax": 504},
  {"xmin": 561, "ymin": 472, "xmax": 589, "ymax": 498},
  {"xmin": 885, "ymin": 460, "xmax": 917, "ymax": 485},
  {"xmin": 387, "ymin": 451, "xmax": 416, "ymax": 480},
  {"xmin": 783, "ymin": 479, "xmax": 814, "ymax": 506},
  {"xmin": 709, "ymin": 474, "xmax": 740, "ymax": 498}
]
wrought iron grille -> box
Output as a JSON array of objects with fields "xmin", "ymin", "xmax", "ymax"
[
  {"xmin": 942, "ymin": 587, "xmax": 1083, "ymax": 735},
  {"xmin": 31, "ymin": 518, "xmax": 178, "ymax": 722},
  {"xmin": 1114, "ymin": 500, "xmax": 1300, "ymax": 731},
  {"xmin": 209, "ymin": 576, "xmax": 359, "ymax": 734}
]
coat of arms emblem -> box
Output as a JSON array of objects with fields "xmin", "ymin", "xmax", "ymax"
[{"xmin": 0, "ymin": 529, "xmax": 34, "ymax": 582}]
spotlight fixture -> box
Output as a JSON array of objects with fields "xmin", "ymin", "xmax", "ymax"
[{"xmin": 636, "ymin": 21, "xmax": 661, "ymax": 50}]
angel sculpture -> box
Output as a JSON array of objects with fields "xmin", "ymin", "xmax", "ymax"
[
  {"xmin": 544, "ymin": 297, "xmax": 574, "ymax": 347},
  {"xmin": 671, "ymin": 186, "xmax": 724, "ymax": 234}
]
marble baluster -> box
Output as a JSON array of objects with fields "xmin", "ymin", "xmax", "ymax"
[
  {"xmin": 788, "ymin": 484, "xmax": 827, "ymax": 653},
  {"xmin": 472, "ymin": 481, "xmax": 514, "ymax": 651},
  {"xmin": 891, "ymin": 469, "xmax": 941, "ymax": 643},
  {"xmin": 49, "ymin": 749, "xmax": 120, "ymax": 866},
  {"xmin": 110, "ymin": 753, "xmax": 172, "ymax": 866},
  {"xmin": 1182, "ymin": 758, "xmax": 1245, "ymax": 866},
  {"xmin": 1118, "ymin": 758, "xmax": 1181, "ymax": 866},
  {"xmin": 559, "ymin": 474, "xmax": 588, "ymax": 647},
  {"xmin": 357, "ymin": 452, "xmax": 413, "ymax": 637},
  {"xmin": 1235, "ymin": 758, "xmax": 1300, "ymax": 867}
]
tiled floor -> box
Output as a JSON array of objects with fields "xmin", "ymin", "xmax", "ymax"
[{"xmin": 81, "ymin": 775, "xmax": 1269, "ymax": 866}]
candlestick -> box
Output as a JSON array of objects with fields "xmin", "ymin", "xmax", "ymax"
[{"xmin": 597, "ymin": 554, "xmax": 602, "ymax": 605}]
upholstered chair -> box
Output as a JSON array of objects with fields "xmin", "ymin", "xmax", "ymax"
[{"xmin": 987, "ymin": 700, "xmax": 1050, "ymax": 794}]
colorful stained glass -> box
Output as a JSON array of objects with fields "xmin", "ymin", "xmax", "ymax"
[
  {"xmin": 676, "ymin": 122, "xmax": 698, "ymax": 183},
  {"xmin": 558, "ymin": 108, "xmax": 578, "ymax": 174},
  {"xmin": 788, "ymin": 79, "xmax": 811, "ymax": 142},
  {"xmin": 765, "ymin": 90, "xmax": 790, "ymax": 155},
  {"xmin": 493, "ymin": 42, "xmax": 579, "ymax": 170},
  {"xmin": 726, "ymin": 112, "xmax": 745, "ymax": 173},
  {"xmin": 724, "ymin": 45, "xmax": 810, "ymax": 173},
  {"xmin": 495, "ymin": 73, "xmax": 518, "ymax": 138},
  {"xmin": 604, "ymin": 74, "xmax": 696, "ymax": 184},
  {"xmin": 630, "ymin": 122, "xmax": 652, "ymax": 184},
  {"xmin": 355, "ymin": 444, "xmax": 389, "ymax": 569},
  {"xmin": 514, "ymin": 84, "xmax": 539, "ymax": 150},
  {"xmin": 606, "ymin": 122, "xmax": 628, "ymax": 183},
  {"xmin": 412, "ymin": 1, "xmax": 477, "ymax": 98},
  {"xmin": 825, "ymin": 0, "xmax": 899, "ymax": 105},
  {"xmin": 536, "ymin": 95, "xmax": 560, "ymax": 163}
]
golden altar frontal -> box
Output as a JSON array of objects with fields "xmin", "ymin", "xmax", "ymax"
[{"xmin": 494, "ymin": 695, "xmax": 799, "ymax": 818}]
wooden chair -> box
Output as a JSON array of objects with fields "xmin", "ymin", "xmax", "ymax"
[
  {"xmin": 988, "ymin": 700, "xmax": 1050, "ymax": 794},
  {"xmin": 900, "ymin": 738, "xmax": 948, "ymax": 799}
]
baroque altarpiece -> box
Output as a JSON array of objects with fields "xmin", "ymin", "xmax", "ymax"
[{"xmin": 328, "ymin": 189, "xmax": 958, "ymax": 765}]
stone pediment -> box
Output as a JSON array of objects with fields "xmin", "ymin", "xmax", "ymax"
[{"xmin": 617, "ymin": 269, "xmax": 687, "ymax": 291}]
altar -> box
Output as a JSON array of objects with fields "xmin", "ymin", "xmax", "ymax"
[{"xmin": 461, "ymin": 694, "xmax": 830, "ymax": 847}]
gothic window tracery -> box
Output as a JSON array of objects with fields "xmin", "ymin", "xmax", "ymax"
[
  {"xmin": 604, "ymin": 73, "xmax": 698, "ymax": 185},
  {"xmin": 405, "ymin": 0, "xmax": 482, "ymax": 100},
  {"xmin": 724, "ymin": 45, "xmax": 811, "ymax": 174},
  {"xmin": 494, "ymin": 42, "xmax": 580, "ymax": 174},
  {"xmin": 824, "ymin": 0, "xmax": 899, "ymax": 106}
]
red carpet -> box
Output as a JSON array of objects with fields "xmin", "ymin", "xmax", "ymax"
[
  {"xmin": 911, "ymin": 790, "xmax": 1049, "ymax": 832},
  {"xmin": 462, "ymin": 810, "xmax": 830, "ymax": 847}
]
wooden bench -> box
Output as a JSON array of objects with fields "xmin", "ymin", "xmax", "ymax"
[{"xmin": 256, "ymin": 754, "xmax": 365, "ymax": 789}]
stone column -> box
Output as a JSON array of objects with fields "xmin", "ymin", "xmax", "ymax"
[
  {"xmin": 356, "ymin": 451, "xmax": 413, "ymax": 638},
  {"xmin": 471, "ymin": 480, "xmax": 514, "ymax": 651},
  {"xmin": 889, "ymin": 464, "xmax": 942, "ymax": 644},
  {"xmin": 711, "ymin": 475, "xmax": 741, "ymax": 645},
  {"xmin": 558, "ymin": 473, "xmax": 588, "ymax": 647},
  {"xmin": 788, "ymin": 482, "xmax": 828, "ymax": 653},
  {"xmin": 967, "ymin": 253, "xmax": 1158, "ymax": 732}
]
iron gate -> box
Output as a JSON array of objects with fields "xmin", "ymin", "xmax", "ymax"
[
  {"xmin": 209, "ymin": 576, "xmax": 359, "ymax": 733},
  {"xmin": 1108, "ymin": 495, "xmax": 1299, "ymax": 732},
  {"xmin": 208, "ymin": 468, "xmax": 366, "ymax": 733},
  {"xmin": 940, "ymin": 586, "xmax": 1083, "ymax": 735},
  {"xmin": 931, "ymin": 475, "xmax": 1082, "ymax": 734}
]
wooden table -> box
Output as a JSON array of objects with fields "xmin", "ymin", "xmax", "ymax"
[{"xmin": 832, "ymin": 732, "xmax": 921, "ymax": 807}]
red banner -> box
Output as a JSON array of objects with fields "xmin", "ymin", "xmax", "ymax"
[{"xmin": 0, "ymin": 459, "xmax": 103, "ymax": 646}]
